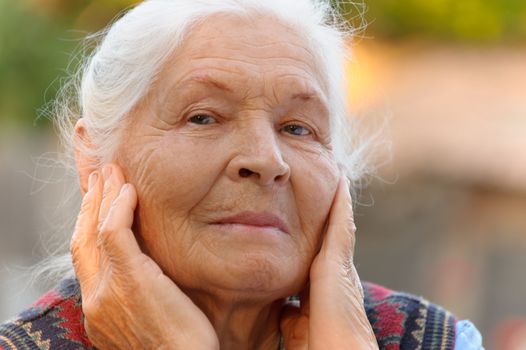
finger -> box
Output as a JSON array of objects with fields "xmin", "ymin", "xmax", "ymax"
[
  {"xmin": 70, "ymin": 170, "xmax": 103, "ymax": 293},
  {"xmin": 98, "ymin": 164, "xmax": 126, "ymax": 228},
  {"xmin": 321, "ymin": 177, "xmax": 356, "ymax": 261},
  {"xmin": 98, "ymin": 183, "xmax": 143, "ymax": 265}
]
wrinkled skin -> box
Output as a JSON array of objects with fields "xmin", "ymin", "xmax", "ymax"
[{"xmin": 71, "ymin": 14, "xmax": 379, "ymax": 350}]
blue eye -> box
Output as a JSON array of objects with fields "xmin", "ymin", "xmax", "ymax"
[
  {"xmin": 188, "ymin": 114, "xmax": 217, "ymax": 125},
  {"xmin": 282, "ymin": 124, "xmax": 311, "ymax": 136}
]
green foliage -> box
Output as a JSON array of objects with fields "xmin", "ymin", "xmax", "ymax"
[
  {"xmin": 0, "ymin": 1, "xmax": 77, "ymax": 128},
  {"xmin": 361, "ymin": 0, "xmax": 526, "ymax": 42},
  {"xmin": 0, "ymin": 0, "xmax": 136, "ymax": 129}
]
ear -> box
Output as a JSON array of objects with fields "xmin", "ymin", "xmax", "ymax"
[{"xmin": 74, "ymin": 119, "xmax": 98, "ymax": 196}]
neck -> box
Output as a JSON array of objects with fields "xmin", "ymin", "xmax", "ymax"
[{"xmin": 186, "ymin": 289, "xmax": 283, "ymax": 350}]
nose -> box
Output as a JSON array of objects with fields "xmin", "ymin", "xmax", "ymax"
[{"xmin": 226, "ymin": 122, "xmax": 290, "ymax": 187}]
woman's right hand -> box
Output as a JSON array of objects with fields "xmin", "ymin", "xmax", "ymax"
[{"xmin": 70, "ymin": 164, "xmax": 219, "ymax": 350}]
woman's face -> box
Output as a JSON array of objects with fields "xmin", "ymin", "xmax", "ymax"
[{"xmin": 117, "ymin": 14, "xmax": 340, "ymax": 299}]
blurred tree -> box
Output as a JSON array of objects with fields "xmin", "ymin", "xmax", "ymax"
[
  {"xmin": 0, "ymin": 0, "xmax": 76, "ymax": 128},
  {"xmin": 23, "ymin": 0, "xmax": 89, "ymax": 18},
  {"xmin": 74, "ymin": 0, "xmax": 141, "ymax": 33},
  {"xmin": 0, "ymin": 0, "xmax": 139, "ymax": 129},
  {"xmin": 361, "ymin": 0, "xmax": 526, "ymax": 43}
]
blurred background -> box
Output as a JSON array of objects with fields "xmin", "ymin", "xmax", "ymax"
[{"xmin": 0, "ymin": 1, "xmax": 525, "ymax": 348}]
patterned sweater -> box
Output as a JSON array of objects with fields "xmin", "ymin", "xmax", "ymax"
[{"xmin": 0, "ymin": 278, "xmax": 459, "ymax": 349}]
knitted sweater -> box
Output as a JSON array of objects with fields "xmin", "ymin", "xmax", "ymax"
[{"xmin": 0, "ymin": 278, "xmax": 458, "ymax": 349}]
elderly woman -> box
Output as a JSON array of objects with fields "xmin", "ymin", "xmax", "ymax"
[{"xmin": 0, "ymin": 0, "xmax": 483, "ymax": 349}]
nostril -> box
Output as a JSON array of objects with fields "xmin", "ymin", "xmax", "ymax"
[{"xmin": 239, "ymin": 168, "xmax": 254, "ymax": 178}]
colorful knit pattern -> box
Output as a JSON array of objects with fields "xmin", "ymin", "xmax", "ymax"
[
  {"xmin": 0, "ymin": 279, "xmax": 93, "ymax": 350},
  {"xmin": 362, "ymin": 281, "xmax": 457, "ymax": 349},
  {"xmin": 0, "ymin": 278, "xmax": 456, "ymax": 349}
]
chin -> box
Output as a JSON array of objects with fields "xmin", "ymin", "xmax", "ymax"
[{"xmin": 198, "ymin": 251, "xmax": 307, "ymax": 299}]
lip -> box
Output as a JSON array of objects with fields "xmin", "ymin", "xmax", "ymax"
[{"xmin": 211, "ymin": 211, "xmax": 290, "ymax": 234}]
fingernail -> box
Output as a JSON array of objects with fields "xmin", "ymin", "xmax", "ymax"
[
  {"xmin": 102, "ymin": 165, "xmax": 112, "ymax": 181},
  {"xmin": 88, "ymin": 172, "xmax": 98, "ymax": 190}
]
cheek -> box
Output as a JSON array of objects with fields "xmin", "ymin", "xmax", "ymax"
[
  {"xmin": 124, "ymin": 134, "xmax": 224, "ymax": 211},
  {"xmin": 118, "ymin": 133, "xmax": 228, "ymax": 268},
  {"xmin": 288, "ymin": 149, "xmax": 339, "ymax": 252}
]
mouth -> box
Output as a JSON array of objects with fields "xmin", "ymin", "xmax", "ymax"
[{"xmin": 211, "ymin": 211, "xmax": 290, "ymax": 235}]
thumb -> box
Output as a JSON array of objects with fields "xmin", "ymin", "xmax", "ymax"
[{"xmin": 320, "ymin": 177, "xmax": 356, "ymax": 263}]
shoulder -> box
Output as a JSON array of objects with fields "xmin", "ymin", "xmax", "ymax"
[
  {"xmin": 0, "ymin": 278, "xmax": 93, "ymax": 350},
  {"xmin": 362, "ymin": 281, "xmax": 457, "ymax": 350}
]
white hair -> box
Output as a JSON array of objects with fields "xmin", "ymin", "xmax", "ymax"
[{"xmin": 39, "ymin": 0, "xmax": 376, "ymax": 284}]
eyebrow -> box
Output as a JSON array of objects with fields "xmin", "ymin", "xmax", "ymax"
[
  {"xmin": 178, "ymin": 73, "xmax": 327, "ymax": 107},
  {"xmin": 181, "ymin": 74, "xmax": 234, "ymax": 93},
  {"xmin": 291, "ymin": 92, "xmax": 316, "ymax": 101}
]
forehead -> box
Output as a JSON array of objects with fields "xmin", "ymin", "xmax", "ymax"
[{"xmin": 157, "ymin": 13, "xmax": 328, "ymax": 100}]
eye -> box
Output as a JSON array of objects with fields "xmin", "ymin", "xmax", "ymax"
[
  {"xmin": 281, "ymin": 124, "xmax": 312, "ymax": 136},
  {"xmin": 188, "ymin": 114, "xmax": 217, "ymax": 125}
]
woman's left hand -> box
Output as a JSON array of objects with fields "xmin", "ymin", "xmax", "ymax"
[{"xmin": 280, "ymin": 178, "xmax": 379, "ymax": 350}]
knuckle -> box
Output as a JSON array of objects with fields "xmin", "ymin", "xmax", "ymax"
[
  {"xmin": 99, "ymin": 215, "xmax": 121, "ymax": 237},
  {"xmin": 71, "ymin": 257, "xmax": 82, "ymax": 275},
  {"xmin": 79, "ymin": 193, "xmax": 95, "ymax": 213},
  {"xmin": 346, "ymin": 219, "xmax": 357, "ymax": 236},
  {"xmin": 346, "ymin": 217, "xmax": 357, "ymax": 238},
  {"xmin": 98, "ymin": 228, "xmax": 130, "ymax": 261},
  {"xmin": 69, "ymin": 234, "xmax": 79, "ymax": 253},
  {"xmin": 97, "ymin": 226, "xmax": 117, "ymax": 248},
  {"xmin": 102, "ymin": 180, "xmax": 114, "ymax": 198},
  {"xmin": 348, "ymin": 225, "xmax": 356, "ymax": 241},
  {"xmin": 96, "ymin": 220, "xmax": 105, "ymax": 236},
  {"xmin": 349, "ymin": 218, "xmax": 357, "ymax": 232},
  {"xmin": 102, "ymin": 186, "xmax": 120, "ymax": 207},
  {"xmin": 70, "ymin": 239, "xmax": 81, "ymax": 260},
  {"xmin": 70, "ymin": 232, "xmax": 90, "ymax": 261},
  {"xmin": 79, "ymin": 199, "xmax": 92, "ymax": 215}
]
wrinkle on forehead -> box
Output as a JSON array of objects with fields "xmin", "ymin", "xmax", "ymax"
[{"xmin": 159, "ymin": 12, "xmax": 329, "ymax": 98}]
